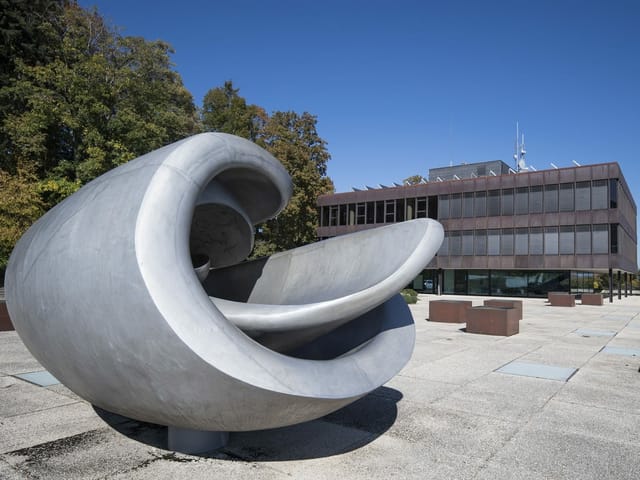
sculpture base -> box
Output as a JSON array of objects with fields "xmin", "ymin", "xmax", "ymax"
[{"xmin": 167, "ymin": 427, "xmax": 228, "ymax": 454}]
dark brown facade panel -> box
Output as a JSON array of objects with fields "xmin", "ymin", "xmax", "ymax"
[
  {"xmin": 575, "ymin": 256, "xmax": 593, "ymax": 269},
  {"xmin": 499, "ymin": 257, "xmax": 515, "ymax": 269},
  {"xmin": 514, "ymin": 256, "xmax": 529, "ymax": 268},
  {"xmin": 529, "ymin": 214, "xmax": 544, "ymax": 227},
  {"xmin": 514, "ymin": 216, "xmax": 529, "ymax": 228},
  {"xmin": 560, "ymin": 255, "xmax": 576, "ymax": 269},
  {"xmin": 544, "ymin": 169, "xmax": 560, "ymax": 184},
  {"xmin": 592, "ymin": 255, "xmax": 610, "ymax": 269},
  {"xmin": 529, "ymin": 171, "xmax": 545, "ymax": 186},
  {"xmin": 545, "ymin": 256, "xmax": 561, "ymax": 269},
  {"xmin": 592, "ymin": 210, "xmax": 610, "ymax": 224},
  {"xmin": 515, "ymin": 174, "xmax": 530, "ymax": 187},
  {"xmin": 574, "ymin": 211, "xmax": 592, "ymax": 224},
  {"xmin": 487, "ymin": 217, "xmax": 501, "ymax": 228},
  {"xmin": 528, "ymin": 256, "xmax": 545, "ymax": 268},
  {"xmin": 559, "ymin": 168, "xmax": 576, "ymax": 183},
  {"xmin": 575, "ymin": 166, "xmax": 592, "ymax": 182}
]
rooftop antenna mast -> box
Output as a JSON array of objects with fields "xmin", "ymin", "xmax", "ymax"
[{"xmin": 514, "ymin": 122, "xmax": 528, "ymax": 172}]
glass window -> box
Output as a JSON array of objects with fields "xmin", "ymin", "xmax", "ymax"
[
  {"xmin": 463, "ymin": 192, "xmax": 474, "ymax": 217},
  {"xmin": 439, "ymin": 231, "xmax": 450, "ymax": 255},
  {"xmin": 529, "ymin": 185, "xmax": 543, "ymax": 213},
  {"xmin": 492, "ymin": 270, "xmax": 528, "ymax": 296},
  {"xmin": 443, "ymin": 269, "xmax": 455, "ymax": 294},
  {"xmin": 501, "ymin": 228, "xmax": 514, "ymax": 255},
  {"xmin": 348, "ymin": 204, "xmax": 355, "ymax": 225},
  {"xmin": 474, "ymin": 229, "xmax": 487, "ymax": 255},
  {"xmin": 575, "ymin": 181, "xmax": 590, "ymax": 211},
  {"xmin": 575, "ymin": 225, "xmax": 591, "ymax": 254},
  {"xmin": 544, "ymin": 184, "xmax": 559, "ymax": 212},
  {"xmin": 366, "ymin": 201, "xmax": 375, "ymax": 224},
  {"xmin": 610, "ymin": 223, "xmax": 618, "ymax": 254},
  {"xmin": 356, "ymin": 203, "xmax": 366, "ymax": 225},
  {"xmin": 385, "ymin": 200, "xmax": 395, "ymax": 223},
  {"xmin": 321, "ymin": 206, "xmax": 329, "ymax": 227},
  {"xmin": 395, "ymin": 199, "xmax": 405, "ymax": 222},
  {"xmin": 438, "ymin": 194, "xmax": 450, "ymax": 219},
  {"xmin": 530, "ymin": 227, "xmax": 543, "ymax": 254},
  {"xmin": 487, "ymin": 229, "xmax": 500, "ymax": 255},
  {"xmin": 487, "ymin": 190, "xmax": 500, "ymax": 216},
  {"xmin": 339, "ymin": 204, "xmax": 347, "ymax": 225},
  {"xmin": 544, "ymin": 226, "xmax": 559, "ymax": 255},
  {"xmin": 592, "ymin": 224, "xmax": 608, "ymax": 253},
  {"xmin": 515, "ymin": 187, "xmax": 528, "ymax": 214},
  {"xmin": 559, "ymin": 226, "xmax": 574, "ymax": 254},
  {"xmin": 559, "ymin": 183, "xmax": 574, "ymax": 212},
  {"xmin": 609, "ymin": 179, "xmax": 618, "ymax": 209},
  {"xmin": 416, "ymin": 197, "xmax": 427, "ymax": 218},
  {"xmin": 468, "ymin": 270, "xmax": 489, "ymax": 295},
  {"xmin": 527, "ymin": 271, "xmax": 570, "ymax": 297},
  {"xmin": 502, "ymin": 188, "xmax": 514, "ymax": 215},
  {"xmin": 515, "ymin": 228, "xmax": 529, "ymax": 255},
  {"xmin": 405, "ymin": 198, "xmax": 415, "ymax": 220},
  {"xmin": 462, "ymin": 231, "xmax": 474, "ymax": 255},
  {"xmin": 450, "ymin": 231, "xmax": 462, "ymax": 255},
  {"xmin": 375, "ymin": 201, "xmax": 384, "ymax": 223},
  {"xmin": 474, "ymin": 191, "xmax": 486, "ymax": 216},
  {"xmin": 592, "ymin": 179, "xmax": 608, "ymax": 210},
  {"xmin": 450, "ymin": 193, "xmax": 462, "ymax": 218},
  {"xmin": 329, "ymin": 205, "xmax": 339, "ymax": 226}
]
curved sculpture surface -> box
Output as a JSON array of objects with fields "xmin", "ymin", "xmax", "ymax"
[{"xmin": 6, "ymin": 133, "xmax": 444, "ymax": 432}]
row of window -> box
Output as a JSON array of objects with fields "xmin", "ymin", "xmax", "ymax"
[
  {"xmin": 319, "ymin": 197, "xmax": 436, "ymax": 227},
  {"xmin": 318, "ymin": 179, "xmax": 619, "ymax": 227},
  {"xmin": 414, "ymin": 269, "xmax": 600, "ymax": 297},
  {"xmin": 439, "ymin": 224, "xmax": 617, "ymax": 256},
  {"xmin": 438, "ymin": 179, "xmax": 617, "ymax": 219}
]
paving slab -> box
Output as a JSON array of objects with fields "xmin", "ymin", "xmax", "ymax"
[
  {"xmin": 0, "ymin": 334, "xmax": 43, "ymax": 375},
  {"xmin": 491, "ymin": 427, "xmax": 640, "ymax": 480},
  {"xmin": 515, "ymin": 343, "xmax": 600, "ymax": 368},
  {"xmin": 0, "ymin": 376, "xmax": 77, "ymax": 418},
  {"xmin": 431, "ymin": 372, "xmax": 563, "ymax": 423},
  {"xmin": 0, "ymin": 402, "xmax": 106, "ymax": 454},
  {"xmin": 1, "ymin": 427, "xmax": 163, "ymax": 480},
  {"xmin": 529, "ymin": 398, "xmax": 640, "ymax": 446}
]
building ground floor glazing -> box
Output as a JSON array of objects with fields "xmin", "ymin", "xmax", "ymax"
[{"xmin": 410, "ymin": 269, "xmax": 632, "ymax": 298}]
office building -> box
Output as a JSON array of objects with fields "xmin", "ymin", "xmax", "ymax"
[{"xmin": 317, "ymin": 160, "xmax": 637, "ymax": 298}]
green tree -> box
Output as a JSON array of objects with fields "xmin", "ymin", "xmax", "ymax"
[
  {"xmin": 201, "ymin": 83, "xmax": 334, "ymax": 257},
  {"xmin": 0, "ymin": 0, "xmax": 67, "ymax": 172},
  {"xmin": 1, "ymin": 1, "xmax": 199, "ymax": 206},
  {"xmin": 403, "ymin": 174, "xmax": 426, "ymax": 185},
  {"xmin": 256, "ymin": 111, "xmax": 334, "ymax": 254},
  {"xmin": 201, "ymin": 80, "xmax": 265, "ymax": 141},
  {"xmin": 0, "ymin": 167, "xmax": 45, "ymax": 269}
]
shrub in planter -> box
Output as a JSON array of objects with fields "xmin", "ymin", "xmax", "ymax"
[{"xmin": 401, "ymin": 288, "xmax": 418, "ymax": 304}]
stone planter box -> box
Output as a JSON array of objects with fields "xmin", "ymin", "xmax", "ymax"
[
  {"xmin": 0, "ymin": 302, "xmax": 13, "ymax": 331},
  {"xmin": 581, "ymin": 293, "xmax": 604, "ymax": 306},
  {"xmin": 428, "ymin": 300, "xmax": 472, "ymax": 323},
  {"xmin": 548, "ymin": 292, "xmax": 576, "ymax": 307},
  {"xmin": 466, "ymin": 306, "xmax": 519, "ymax": 336},
  {"xmin": 483, "ymin": 299, "xmax": 523, "ymax": 320}
]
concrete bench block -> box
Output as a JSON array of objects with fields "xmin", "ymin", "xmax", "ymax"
[
  {"xmin": 548, "ymin": 292, "xmax": 576, "ymax": 307},
  {"xmin": 581, "ymin": 293, "xmax": 604, "ymax": 305},
  {"xmin": 428, "ymin": 300, "xmax": 472, "ymax": 323},
  {"xmin": 466, "ymin": 306, "xmax": 519, "ymax": 336},
  {"xmin": 483, "ymin": 299, "xmax": 523, "ymax": 320}
]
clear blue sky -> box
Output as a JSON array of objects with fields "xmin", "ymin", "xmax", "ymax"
[{"xmin": 79, "ymin": 0, "xmax": 639, "ymax": 198}]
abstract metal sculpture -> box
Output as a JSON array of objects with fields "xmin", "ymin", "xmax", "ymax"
[{"xmin": 6, "ymin": 133, "xmax": 443, "ymax": 452}]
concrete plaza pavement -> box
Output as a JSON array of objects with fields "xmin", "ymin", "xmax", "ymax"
[{"xmin": 1, "ymin": 293, "xmax": 639, "ymax": 479}]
